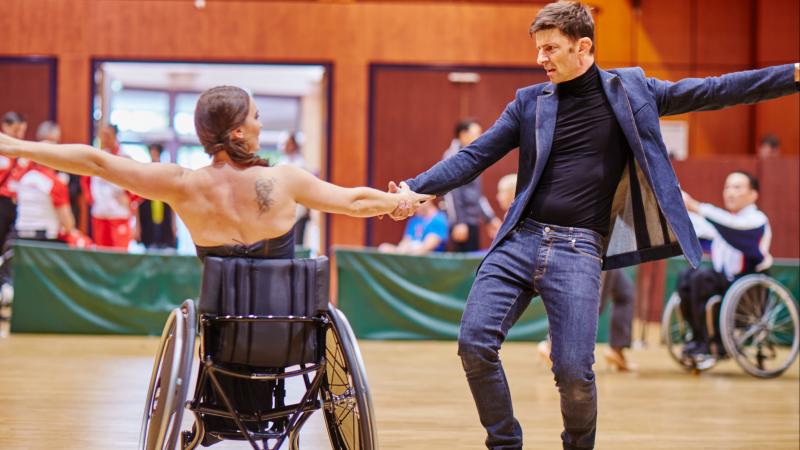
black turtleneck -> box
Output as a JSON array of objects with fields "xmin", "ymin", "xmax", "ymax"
[{"xmin": 524, "ymin": 64, "xmax": 630, "ymax": 236}]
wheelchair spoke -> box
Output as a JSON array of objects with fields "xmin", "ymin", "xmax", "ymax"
[{"xmin": 734, "ymin": 324, "xmax": 762, "ymax": 348}]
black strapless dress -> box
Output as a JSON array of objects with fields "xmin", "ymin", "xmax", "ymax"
[{"xmin": 194, "ymin": 229, "xmax": 295, "ymax": 261}]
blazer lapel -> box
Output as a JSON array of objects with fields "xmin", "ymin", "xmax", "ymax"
[
  {"xmin": 532, "ymin": 84, "xmax": 558, "ymax": 185},
  {"xmin": 599, "ymin": 69, "xmax": 647, "ymax": 165}
]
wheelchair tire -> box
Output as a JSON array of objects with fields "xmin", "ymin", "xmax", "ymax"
[
  {"xmin": 140, "ymin": 300, "xmax": 196, "ymax": 450},
  {"xmin": 719, "ymin": 274, "xmax": 800, "ymax": 379},
  {"xmin": 320, "ymin": 305, "xmax": 377, "ymax": 450},
  {"xmin": 661, "ymin": 292, "xmax": 698, "ymax": 371}
]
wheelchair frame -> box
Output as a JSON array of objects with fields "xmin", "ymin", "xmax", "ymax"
[
  {"xmin": 661, "ymin": 273, "xmax": 800, "ymax": 378},
  {"xmin": 141, "ymin": 299, "xmax": 376, "ymax": 450}
]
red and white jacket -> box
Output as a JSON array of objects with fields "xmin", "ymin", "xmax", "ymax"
[{"xmin": 15, "ymin": 163, "xmax": 70, "ymax": 239}]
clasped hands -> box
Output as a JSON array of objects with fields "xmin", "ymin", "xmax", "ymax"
[{"xmin": 385, "ymin": 180, "xmax": 433, "ymax": 221}]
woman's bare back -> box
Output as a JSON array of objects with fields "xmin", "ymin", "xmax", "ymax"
[{"xmin": 172, "ymin": 163, "xmax": 298, "ymax": 247}]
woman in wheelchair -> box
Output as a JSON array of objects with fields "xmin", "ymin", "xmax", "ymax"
[
  {"xmin": 679, "ymin": 171, "xmax": 772, "ymax": 367},
  {"xmin": 0, "ymin": 85, "xmax": 433, "ymax": 450}
]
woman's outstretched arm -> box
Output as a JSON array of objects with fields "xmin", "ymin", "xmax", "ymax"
[
  {"xmin": 0, "ymin": 133, "xmax": 188, "ymax": 203},
  {"xmin": 280, "ymin": 165, "xmax": 433, "ymax": 217}
]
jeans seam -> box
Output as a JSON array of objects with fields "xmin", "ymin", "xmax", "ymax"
[
  {"xmin": 570, "ymin": 240, "xmax": 603, "ymax": 262},
  {"xmin": 533, "ymin": 240, "xmax": 551, "ymax": 291}
]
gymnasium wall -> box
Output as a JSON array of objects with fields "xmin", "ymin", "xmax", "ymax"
[{"xmin": 0, "ymin": 0, "xmax": 797, "ymax": 253}]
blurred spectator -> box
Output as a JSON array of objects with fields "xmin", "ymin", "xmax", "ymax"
[
  {"xmin": 278, "ymin": 133, "xmax": 311, "ymax": 245},
  {"xmin": 442, "ymin": 119, "xmax": 501, "ymax": 252},
  {"xmin": 0, "ymin": 112, "xmax": 29, "ymax": 249},
  {"xmin": 378, "ymin": 200, "xmax": 448, "ymax": 255},
  {"xmin": 14, "ymin": 160, "xmax": 77, "ymax": 243},
  {"xmin": 89, "ymin": 124, "xmax": 133, "ymax": 249},
  {"xmin": 135, "ymin": 144, "xmax": 177, "ymax": 250},
  {"xmin": 496, "ymin": 173, "xmax": 518, "ymax": 215},
  {"xmin": 757, "ymin": 133, "xmax": 781, "ymax": 159},
  {"xmin": 37, "ymin": 121, "xmax": 84, "ymax": 226}
]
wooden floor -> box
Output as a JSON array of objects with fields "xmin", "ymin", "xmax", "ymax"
[{"xmin": 0, "ymin": 333, "xmax": 798, "ymax": 449}]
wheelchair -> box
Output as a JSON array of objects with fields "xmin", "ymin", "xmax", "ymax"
[
  {"xmin": 139, "ymin": 256, "xmax": 377, "ymax": 449},
  {"xmin": 662, "ymin": 273, "xmax": 800, "ymax": 378}
]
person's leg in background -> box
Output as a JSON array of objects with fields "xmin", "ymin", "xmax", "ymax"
[{"xmin": 602, "ymin": 269, "xmax": 637, "ymax": 371}]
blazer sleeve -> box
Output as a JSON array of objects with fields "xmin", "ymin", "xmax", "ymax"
[
  {"xmin": 647, "ymin": 63, "xmax": 799, "ymax": 117},
  {"xmin": 405, "ymin": 93, "xmax": 522, "ymax": 196}
]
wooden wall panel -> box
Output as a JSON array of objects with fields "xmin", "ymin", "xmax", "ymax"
[
  {"xmin": 636, "ymin": 0, "xmax": 692, "ymax": 65},
  {"xmin": 756, "ymin": 0, "xmax": 800, "ymax": 65},
  {"xmin": 754, "ymin": 95, "xmax": 800, "ymax": 156},
  {"xmin": 695, "ymin": 0, "xmax": 752, "ymax": 67},
  {"xmin": 0, "ymin": 60, "xmax": 55, "ymax": 141}
]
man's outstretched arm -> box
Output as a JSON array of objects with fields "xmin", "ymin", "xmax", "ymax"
[
  {"xmin": 403, "ymin": 94, "xmax": 523, "ymax": 197},
  {"xmin": 649, "ymin": 63, "xmax": 799, "ymax": 117}
]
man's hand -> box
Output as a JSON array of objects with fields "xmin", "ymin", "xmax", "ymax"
[
  {"xmin": 681, "ymin": 190, "xmax": 700, "ymax": 213},
  {"xmin": 488, "ymin": 217, "xmax": 503, "ymax": 239},
  {"xmin": 451, "ymin": 223, "xmax": 469, "ymax": 242},
  {"xmin": 388, "ymin": 181, "xmax": 424, "ymax": 221}
]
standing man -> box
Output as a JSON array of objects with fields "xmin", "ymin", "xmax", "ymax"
[
  {"xmin": 389, "ymin": 2, "xmax": 800, "ymax": 448},
  {"xmin": 89, "ymin": 124, "xmax": 133, "ymax": 249},
  {"xmin": 442, "ymin": 119, "xmax": 502, "ymax": 251},
  {"xmin": 135, "ymin": 144, "xmax": 177, "ymax": 250}
]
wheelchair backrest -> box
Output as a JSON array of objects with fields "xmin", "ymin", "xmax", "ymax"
[{"xmin": 199, "ymin": 256, "xmax": 329, "ymax": 368}]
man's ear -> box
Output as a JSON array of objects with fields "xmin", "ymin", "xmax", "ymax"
[{"xmin": 578, "ymin": 37, "xmax": 593, "ymax": 55}]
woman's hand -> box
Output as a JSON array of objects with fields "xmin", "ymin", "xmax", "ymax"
[{"xmin": 0, "ymin": 132, "xmax": 22, "ymax": 156}]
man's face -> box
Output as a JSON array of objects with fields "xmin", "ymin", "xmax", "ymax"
[
  {"xmin": 723, "ymin": 173, "xmax": 758, "ymax": 213},
  {"xmin": 99, "ymin": 126, "xmax": 118, "ymax": 150},
  {"xmin": 149, "ymin": 149, "xmax": 162, "ymax": 162},
  {"xmin": 459, "ymin": 123, "xmax": 482, "ymax": 147},
  {"xmin": 2, "ymin": 122, "xmax": 27, "ymax": 139},
  {"xmin": 534, "ymin": 28, "xmax": 589, "ymax": 84}
]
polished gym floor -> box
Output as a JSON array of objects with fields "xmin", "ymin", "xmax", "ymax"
[{"xmin": 0, "ymin": 333, "xmax": 797, "ymax": 449}]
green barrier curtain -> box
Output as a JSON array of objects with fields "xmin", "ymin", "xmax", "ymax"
[
  {"xmin": 335, "ymin": 247, "xmax": 798, "ymax": 341},
  {"xmin": 335, "ymin": 247, "xmax": 615, "ymax": 341},
  {"xmin": 10, "ymin": 241, "xmax": 310, "ymax": 335}
]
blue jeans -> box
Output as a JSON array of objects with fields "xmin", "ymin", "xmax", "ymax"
[{"xmin": 458, "ymin": 218, "xmax": 603, "ymax": 450}]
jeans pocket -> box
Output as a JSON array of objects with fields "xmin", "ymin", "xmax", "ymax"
[{"xmin": 570, "ymin": 237, "xmax": 603, "ymax": 262}]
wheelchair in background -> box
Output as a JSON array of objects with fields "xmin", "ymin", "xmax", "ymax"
[
  {"xmin": 139, "ymin": 256, "xmax": 376, "ymax": 450},
  {"xmin": 662, "ymin": 273, "xmax": 799, "ymax": 378}
]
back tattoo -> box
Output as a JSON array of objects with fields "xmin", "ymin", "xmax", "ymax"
[{"xmin": 255, "ymin": 177, "xmax": 275, "ymax": 215}]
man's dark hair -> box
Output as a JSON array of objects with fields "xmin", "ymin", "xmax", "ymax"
[
  {"xmin": 148, "ymin": 143, "xmax": 164, "ymax": 154},
  {"xmin": 530, "ymin": 1, "xmax": 595, "ymax": 54},
  {"xmin": 732, "ymin": 170, "xmax": 760, "ymax": 193},
  {"xmin": 759, "ymin": 133, "xmax": 780, "ymax": 149},
  {"xmin": 2, "ymin": 111, "xmax": 26, "ymax": 125},
  {"xmin": 454, "ymin": 118, "xmax": 480, "ymax": 138}
]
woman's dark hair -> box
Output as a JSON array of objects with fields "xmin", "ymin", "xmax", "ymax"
[{"xmin": 194, "ymin": 86, "xmax": 269, "ymax": 167}]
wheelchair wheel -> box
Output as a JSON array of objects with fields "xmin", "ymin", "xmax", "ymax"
[
  {"xmin": 320, "ymin": 305, "xmax": 377, "ymax": 450},
  {"xmin": 140, "ymin": 300, "xmax": 196, "ymax": 450},
  {"xmin": 719, "ymin": 275, "xmax": 800, "ymax": 379},
  {"xmin": 661, "ymin": 292, "xmax": 697, "ymax": 370}
]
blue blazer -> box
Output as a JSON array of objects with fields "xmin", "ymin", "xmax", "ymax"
[{"xmin": 406, "ymin": 64, "xmax": 798, "ymax": 270}]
